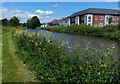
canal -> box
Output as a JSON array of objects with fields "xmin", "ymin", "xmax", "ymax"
[{"xmin": 27, "ymin": 29, "xmax": 119, "ymax": 59}]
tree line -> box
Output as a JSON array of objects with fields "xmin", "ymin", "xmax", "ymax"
[{"xmin": 0, "ymin": 16, "xmax": 41, "ymax": 29}]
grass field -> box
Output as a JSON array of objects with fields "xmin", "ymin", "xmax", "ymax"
[{"xmin": 2, "ymin": 26, "xmax": 37, "ymax": 82}]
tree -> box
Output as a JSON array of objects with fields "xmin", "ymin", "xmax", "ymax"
[
  {"xmin": 2, "ymin": 18, "xmax": 8, "ymax": 26},
  {"xmin": 0, "ymin": 20, "xmax": 2, "ymax": 25},
  {"xmin": 27, "ymin": 16, "xmax": 41, "ymax": 29},
  {"xmin": 9, "ymin": 16, "xmax": 20, "ymax": 27},
  {"xmin": 108, "ymin": 16, "xmax": 113, "ymax": 25}
]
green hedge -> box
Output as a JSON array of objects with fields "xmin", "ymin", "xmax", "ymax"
[
  {"xmin": 13, "ymin": 30, "xmax": 119, "ymax": 83},
  {"xmin": 37, "ymin": 24, "xmax": 120, "ymax": 40}
]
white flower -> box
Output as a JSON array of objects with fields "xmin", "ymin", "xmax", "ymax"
[
  {"xmin": 112, "ymin": 46, "xmax": 115, "ymax": 49},
  {"xmin": 98, "ymin": 72, "xmax": 100, "ymax": 75}
]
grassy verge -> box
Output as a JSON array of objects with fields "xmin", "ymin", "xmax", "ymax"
[
  {"xmin": 0, "ymin": 26, "xmax": 2, "ymax": 83},
  {"xmin": 13, "ymin": 30, "xmax": 119, "ymax": 83},
  {"xmin": 36, "ymin": 24, "xmax": 120, "ymax": 40},
  {"xmin": 2, "ymin": 26, "xmax": 36, "ymax": 82}
]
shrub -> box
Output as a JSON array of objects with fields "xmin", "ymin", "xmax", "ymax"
[
  {"xmin": 37, "ymin": 24, "xmax": 120, "ymax": 40},
  {"xmin": 13, "ymin": 30, "xmax": 119, "ymax": 83}
]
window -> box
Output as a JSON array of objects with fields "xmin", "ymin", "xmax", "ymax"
[
  {"xmin": 118, "ymin": 17, "xmax": 120, "ymax": 21},
  {"xmin": 113, "ymin": 17, "xmax": 117, "ymax": 21},
  {"xmin": 95, "ymin": 16, "xmax": 98, "ymax": 20},
  {"xmin": 82, "ymin": 17, "xmax": 84, "ymax": 20},
  {"xmin": 72, "ymin": 23, "xmax": 75, "ymax": 25},
  {"xmin": 71, "ymin": 18, "xmax": 75, "ymax": 21},
  {"xmin": 88, "ymin": 16, "xmax": 91, "ymax": 22},
  {"xmin": 106, "ymin": 17, "xmax": 109, "ymax": 22},
  {"xmin": 99, "ymin": 16, "xmax": 104, "ymax": 20},
  {"xmin": 94, "ymin": 24, "xmax": 97, "ymax": 27},
  {"xmin": 117, "ymin": 17, "xmax": 119, "ymax": 20},
  {"xmin": 88, "ymin": 24, "xmax": 91, "ymax": 26},
  {"xmin": 111, "ymin": 23, "xmax": 115, "ymax": 25},
  {"xmin": 99, "ymin": 23, "xmax": 103, "ymax": 27}
]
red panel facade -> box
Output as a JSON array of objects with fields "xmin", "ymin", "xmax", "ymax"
[
  {"xmin": 92, "ymin": 15, "xmax": 105, "ymax": 27},
  {"xmin": 79, "ymin": 15, "xmax": 84, "ymax": 25}
]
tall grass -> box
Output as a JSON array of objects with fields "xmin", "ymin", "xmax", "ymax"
[
  {"xmin": 13, "ymin": 30, "xmax": 119, "ymax": 83},
  {"xmin": 37, "ymin": 24, "xmax": 120, "ymax": 40}
]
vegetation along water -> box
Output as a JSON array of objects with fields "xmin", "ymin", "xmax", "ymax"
[
  {"xmin": 13, "ymin": 29, "xmax": 120, "ymax": 83},
  {"xmin": 1, "ymin": 16, "xmax": 120, "ymax": 83},
  {"xmin": 36, "ymin": 24, "xmax": 120, "ymax": 40}
]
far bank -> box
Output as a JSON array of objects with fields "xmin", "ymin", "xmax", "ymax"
[{"xmin": 36, "ymin": 24, "xmax": 120, "ymax": 41}]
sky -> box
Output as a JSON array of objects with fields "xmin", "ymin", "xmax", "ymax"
[
  {"xmin": 1, "ymin": 0, "xmax": 120, "ymax": 2},
  {"xmin": 1, "ymin": 1, "xmax": 120, "ymax": 23}
]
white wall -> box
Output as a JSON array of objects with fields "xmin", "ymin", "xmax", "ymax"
[
  {"xmin": 86, "ymin": 14, "xmax": 93, "ymax": 26},
  {"xmin": 104, "ymin": 15, "xmax": 111, "ymax": 26},
  {"xmin": 59, "ymin": 18, "xmax": 69, "ymax": 26},
  {"xmin": 68, "ymin": 18, "xmax": 71, "ymax": 26},
  {"xmin": 75, "ymin": 16, "xmax": 79, "ymax": 25}
]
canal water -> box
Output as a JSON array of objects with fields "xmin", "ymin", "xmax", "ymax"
[{"xmin": 27, "ymin": 29, "xmax": 119, "ymax": 59}]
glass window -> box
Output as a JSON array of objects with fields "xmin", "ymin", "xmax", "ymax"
[
  {"xmin": 88, "ymin": 24, "xmax": 91, "ymax": 26},
  {"xmin": 99, "ymin": 23, "xmax": 103, "ymax": 27},
  {"xmin": 117, "ymin": 17, "xmax": 119, "ymax": 20},
  {"xmin": 94, "ymin": 24, "xmax": 97, "ymax": 27},
  {"xmin": 88, "ymin": 16, "xmax": 91, "ymax": 22},
  {"xmin": 95, "ymin": 16, "xmax": 98, "ymax": 20},
  {"xmin": 72, "ymin": 18, "xmax": 75, "ymax": 21},
  {"xmin": 82, "ymin": 16, "xmax": 84, "ymax": 20},
  {"xmin": 113, "ymin": 17, "xmax": 117, "ymax": 21},
  {"xmin": 99, "ymin": 16, "xmax": 104, "ymax": 20}
]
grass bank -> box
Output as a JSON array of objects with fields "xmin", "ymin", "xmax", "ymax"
[
  {"xmin": 13, "ymin": 29, "xmax": 119, "ymax": 83},
  {"xmin": 36, "ymin": 24, "xmax": 120, "ymax": 40},
  {"xmin": 2, "ymin": 26, "xmax": 36, "ymax": 82}
]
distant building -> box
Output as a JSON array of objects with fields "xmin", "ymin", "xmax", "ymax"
[
  {"xmin": 66, "ymin": 8, "xmax": 120, "ymax": 27},
  {"xmin": 41, "ymin": 23, "xmax": 47, "ymax": 27},
  {"xmin": 47, "ymin": 19, "xmax": 59, "ymax": 27},
  {"xmin": 59, "ymin": 17, "xmax": 69, "ymax": 26}
]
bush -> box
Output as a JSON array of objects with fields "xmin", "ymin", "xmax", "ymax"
[
  {"xmin": 13, "ymin": 30, "xmax": 119, "ymax": 83},
  {"xmin": 37, "ymin": 24, "xmax": 120, "ymax": 40}
]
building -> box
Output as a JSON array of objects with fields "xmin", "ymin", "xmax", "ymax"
[
  {"xmin": 59, "ymin": 17, "xmax": 69, "ymax": 26},
  {"xmin": 47, "ymin": 19, "xmax": 59, "ymax": 27},
  {"xmin": 67, "ymin": 8, "xmax": 120, "ymax": 27},
  {"xmin": 41, "ymin": 23, "xmax": 47, "ymax": 27}
]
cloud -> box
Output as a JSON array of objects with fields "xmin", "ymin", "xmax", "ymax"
[
  {"xmin": 53, "ymin": 4, "xmax": 59, "ymax": 7},
  {"xmin": 36, "ymin": 10, "xmax": 54, "ymax": 15},
  {"xmin": 1, "ymin": 7, "xmax": 55, "ymax": 23},
  {"xmin": 105, "ymin": 0, "xmax": 119, "ymax": 2},
  {"xmin": 1, "ymin": 7, "xmax": 38, "ymax": 22}
]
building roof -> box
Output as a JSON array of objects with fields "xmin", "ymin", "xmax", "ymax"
[
  {"xmin": 69, "ymin": 8, "xmax": 120, "ymax": 17},
  {"xmin": 59, "ymin": 17, "xmax": 68, "ymax": 22},
  {"xmin": 47, "ymin": 19, "xmax": 59, "ymax": 25}
]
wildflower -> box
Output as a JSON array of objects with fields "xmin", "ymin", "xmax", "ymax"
[
  {"xmin": 98, "ymin": 72, "xmax": 100, "ymax": 75},
  {"xmin": 89, "ymin": 66, "xmax": 92, "ymax": 68},
  {"xmin": 112, "ymin": 46, "xmax": 115, "ymax": 49},
  {"xmin": 48, "ymin": 39, "xmax": 51, "ymax": 43},
  {"xmin": 68, "ymin": 46, "xmax": 72, "ymax": 49},
  {"xmin": 100, "ymin": 64, "xmax": 107, "ymax": 67}
]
